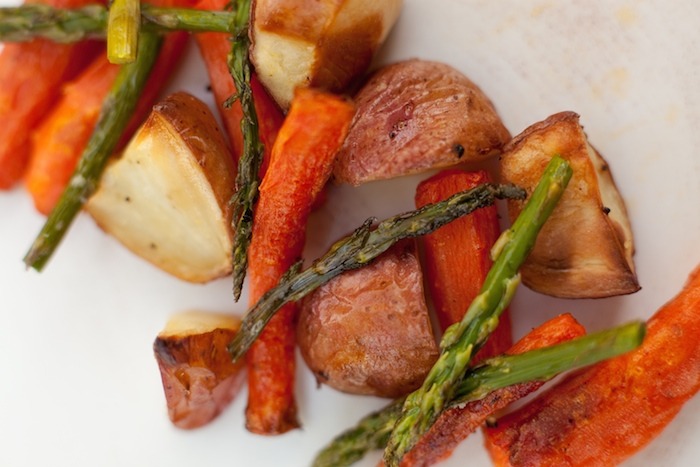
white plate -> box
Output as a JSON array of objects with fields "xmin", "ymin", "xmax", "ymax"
[{"xmin": 2, "ymin": 1, "xmax": 700, "ymax": 466}]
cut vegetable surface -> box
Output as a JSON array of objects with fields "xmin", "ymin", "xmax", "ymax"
[
  {"xmin": 86, "ymin": 92, "xmax": 236, "ymax": 283},
  {"xmin": 154, "ymin": 311, "xmax": 246, "ymax": 429},
  {"xmin": 250, "ymin": 0, "xmax": 403, "ymax": 110},
  {"xmin": 500, "ymin": 111, "xmax": 639, "ymax": 299},
  {"xmin": 26, "ymin": 30, "xmax": 188, "ymax": 215}
]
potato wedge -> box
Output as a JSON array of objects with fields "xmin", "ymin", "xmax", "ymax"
[
  {"xmin": 250, "ymin": 0, "xmax": 403, "ymax": 110},
  {"xmin": 86, "ymin": 92, "xmax": 236, "ymax": 283},
  {"xmin": 500, "ymin": 111, "xmax": 639, "ymax": 298},
  {"xmin": 297, "ymin": 239, "xmax": 439, "ymax": 398},
  {"xmin": 154, "ymin": 311, "xmax": 246, "ymax": 429},
  {"xmin": 333, "ymin": 59, "xmax": 511, "ymax": 185}
]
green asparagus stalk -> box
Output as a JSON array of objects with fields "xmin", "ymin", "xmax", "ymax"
[
  {"xmin": 0, "ymin": 5, "xmax": 234, "ymax": 43},
  {"xmin": 312, "ymin": 320, "xmax": 646, "ymax": 467},
  {"xmin": 227, "ymin": 182, "xmax": 526, "ymax": 360},
  {"xmin": 107, "ymin": 0, "xmax": 140, "ymax": 63},
  {"xmin": 23, "ymin": 32, "xmax": 162, "ymax": 271},
  {"xmin": 226, "ymin": 0, "xmax": 264, "ymax": 301},
  {"xmin": 383, "ymin": 156, "xmax": 573, "ymax": 466}
]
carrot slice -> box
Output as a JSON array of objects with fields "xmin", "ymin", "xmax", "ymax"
[
  {"xmin": 415, "ymin": 169, "xmax": 512, "ymax": 362},
  {"xmin": 484, "ymin": 264, "xmax": 700, "ymax": 466},
  {"xmin": 0, "ymin": 0, "xmax": 104, "ymax": 189},
  {"xmin": 25, "ymin": 31, "xmax": 189, "ymax": 215},
  {"xmin": 246, "ymin": 88, "xmax": 354, "ymax": 434},
  {"xmin": 194, "ymin": 0, "xmax": 284, "ymax": 169},
  {"xmin": 396, "ymin": 313, "xmax": 585, "ymax": 467}
]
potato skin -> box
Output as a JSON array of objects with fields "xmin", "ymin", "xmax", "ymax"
[
  {"xmin": 251, "ymin": 0, "xmax": 402, "ymax": 109},
  {"xmin": 154, "ymin": 312, "xmax": 245, "ymax": 429},
  {"xmin": 333, "ymin": 59, "xmax": 511, "ymax": 185},
  {"xmin": 500, "ymin": 111, "xmax": 639, "ymax": 298},
  {"xmin": 297, "ymin": 239, "xmax": 439, "ymax": 398}
]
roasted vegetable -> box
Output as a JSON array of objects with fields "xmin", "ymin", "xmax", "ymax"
[
  {"xmin": 500, "ymin": 111, "xmax": 639, "ymax": 298},
  {"xmin": 154, "ymin": 311, "xmax": 246, "ymax": 429},
  {"xmin": 228, "ymin": 182, "xmax": 526, "ymax": 361},
  {"xmin": 26, "ymin": 31, "xmax": 188, "ymax": 215},
  {"xmin": 0, "ymin": 0, "xmax": 102, "ymax": 190},
  {"xmin": 312, "ymin": 316, "xmax": 645, "ymax": 467},
  {"xmin": 23, "ymin": 31, "xmax": 162, "ymax": 271},
  {"xmin": 250, "ymin": 0, "xmax": 403, "ymax": 110},
  {"xmin": 86, "ymin": 92, "xmax": 236, "ymax": 283},
  {"xmin": 245, "ymin": 87, "xmax": 354, "ymax": 434},
  {"xmin": 484, "ymin": 263, "xmax": 700, "ymax": 466},
  {"xmin": 383, "ymin": 157, "xmax": 572, "ymax": 466},
  {"xmin": 416, "ymin": 169, "xmax": 512, "ymax": 362},
  {"xmin": 334, "ymin": 59, "xmax": 511, "ymax": 185},
  {"xmin": 298, "ymin": 239, "xmax": 439, "ymax": 398}
]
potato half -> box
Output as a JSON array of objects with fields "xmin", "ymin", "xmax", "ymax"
[
  {"xmin": 250, "ymin": 0, "xmax": 403, "ymax": 110},
  {"xmin": 333, "ymin": 59, "xmax": 511, "ymax": 185},
  {"xmin": 86, "ymin": 92, "xmax": 236, "ymax": 283},
  {"xmin": 154, "ymin": 311, "xmax": 245, "ymax": 429},
  {"xmin": 500, "ymin": 111, "xmax": 639, "ymax": 298},
  {"xmin": 297, "ymin": 239, "xmax": 439, "ymax": 398}
]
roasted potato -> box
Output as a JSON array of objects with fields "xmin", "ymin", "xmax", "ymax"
[
  {"xmin": 86, "ymin": 92, "xmax": 236, "ymax": 283},
  {"xmin": 500, "ymin": 111, "xmax": 639, "ymax": 298},
  {"xmin": 153, "ymin": 311, "xmax": 246, "ymax": 429},
  {"xmin": 333, "ymin": 59, "xmax": 511, "ymax": 185},
  {"xmin": 250, "ymin": 0, "xmax": 403, "ymax": 110},
  {"xmin": 297, "ymin": 239, "xmax": 439, "ymax": 398}
]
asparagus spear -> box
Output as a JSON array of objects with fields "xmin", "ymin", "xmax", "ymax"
[
  {"xmin": 0, "ymin": 5, "xmax": 233, "ymax": 43},
  {"xmin": 227, "ymin": 182, "xmax": 526, "ymax": 360},
  {"xmin": 226, "ymin": 0, "xmax": 264, "ymax": 301},
  {"xmin": 384, "ymin": 156, "xmax": 573, "ymax": 466},
  {"xmin": 107, "ymin": 0, "xmax": 140, "ymax": 63},
  {"xmin": 23, "ymin": 32, "xmax": 162, "ymax": 271},
  {"xmin": 312, "ymin": 320, "xmax": 646, "ymax": 467}
]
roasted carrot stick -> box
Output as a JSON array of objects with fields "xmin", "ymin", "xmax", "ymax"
[
  {"xmin": 0, "ymin": 0, "xmax": 103, "ymax": 189},
  {"xmin": 396, "ymin": 314, "xmax": 585, "ymax": 467},
  {"xmin": 25, "ymin": 31, "xmax": 188, "ymax": 215},
  {"xmin": 484, "ymin": 264, "xmax": 700, "ymax": 467},
  {"xmin": 194, "ymin": 0, "xmax": 284, "ymax": 169},
  {"xmin": 415, "ymin": 169, "xmax": 512, "ymax": 362},
  {"xmin": 246, "ymin": 88, "xmax": 354, "ymax": 434}
]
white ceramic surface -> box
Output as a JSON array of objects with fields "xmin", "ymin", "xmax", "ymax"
[{"xmin": 1, "ymin": 1, "xmax": 700, "ymax": 466}]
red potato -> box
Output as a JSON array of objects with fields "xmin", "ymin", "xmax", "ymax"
[
  {"xmin": 153, "ymin": 311, "xmax": 246, "ymax": 429},
  {"xmin": 250, "ymin": 0, "xmax": 403, "ymax": 110},
  {"xmin": 500, "ymin": 111, "xmax": 639, "ymax": 298},
  {"xmin": 298, "ymin": 239, "xmax": 439, "ymax": 398},
  {"xmin": 86, "ymin": 92, "xmax": 237, "ymax": 283},
  {"xmin": 334, "ymin": 59, "xmax": 511, "ymax": 185}
]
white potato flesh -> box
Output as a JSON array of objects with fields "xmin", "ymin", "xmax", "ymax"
[
  {"xmin": 87, "ymin": 92, "xmax": 236, "ymax": 283},
  {"xmin": 251, "ymin": 0, "xmax": 403, "ymax": 109}
]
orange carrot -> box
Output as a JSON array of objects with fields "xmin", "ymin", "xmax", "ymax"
[
  {"xmin": 484, "ymin": 264, "xmax": 700, "ymax": 467},
  {"xmin": 246, "ymin": 88, "xmax": 354, "ymax": 434},
  {"xmin": 0, "ymin": 0, "xmax": 103, "ymax": 189},
  {"xmin": 25, "ymin": 31, "xmax": 189, "ymax": 215},
  {"xmin": 415, "ymin": 169, "xmax": 512, "ymax": 362},
  {"xmin": 194, "ymin": 0, "xmax": 284, "ymax": 169},
  {"xmin": 398, "ymin": 314, "xmax": 586, "ymax": 467}
]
